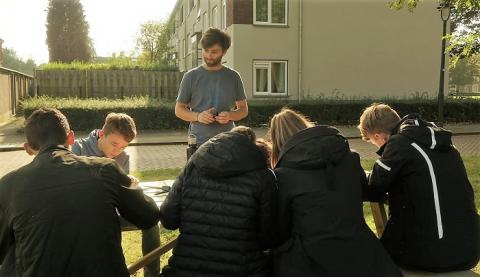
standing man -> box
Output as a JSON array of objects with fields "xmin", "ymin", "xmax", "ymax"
[
  {"xmin": 0, "ymin": 108, "xmax": 159, "ymax": 277},
  {"xmin": 175, "ymin": 27, "xmax": 248, "ymax": 145}
]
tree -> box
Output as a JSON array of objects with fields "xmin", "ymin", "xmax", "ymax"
[
  {"xmin": 450, "ymin": 55, "xmax": 480, "ymax": 86},
  {"xmin": 136, "ymin": 21, "xmax": 171, "ymax": 64},
  {"xmin": 46, "ymin": 0, "xmax": 94, "ymax": 62},
  {"xmin": 2, "ymin": 47, "xmax": 36, "ymax": 75},
  {"xmin": 388, "ymin": 0, "xmax": 480, "ymax": 64}
]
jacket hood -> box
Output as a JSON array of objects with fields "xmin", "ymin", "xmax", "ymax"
[
  {"xmin": 82, "ymin": 129, "xmax": 104, "ymax": 156},
  {"xmin": 191, "ymin": 131, "xmax": 267, "ymax": 177},
  {"xmin": 397, "ymin": 114, "xmax": 453, "ymax": 152},
  {"xmin": 276, "ymin": 125, "xmax": 350, "ymax": 169}
]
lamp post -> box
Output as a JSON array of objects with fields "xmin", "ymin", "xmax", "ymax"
[{"xmin": 437, "ymin": 2, "xmax": 451, "ymax": 125}]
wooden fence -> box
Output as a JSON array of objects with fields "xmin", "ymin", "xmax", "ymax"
[{"xmin": 35, "ymin": 70, "xmax": 183, "ymax": 99}]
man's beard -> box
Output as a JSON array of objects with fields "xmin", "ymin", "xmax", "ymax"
[{"xmin": 203, "ymin": 56, "xmax": 222, "ymax": 67}]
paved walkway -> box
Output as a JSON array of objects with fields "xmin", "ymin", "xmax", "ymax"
[{"xmin": 1, "ymin": 117, "xmax": 479, "ymax": 177}]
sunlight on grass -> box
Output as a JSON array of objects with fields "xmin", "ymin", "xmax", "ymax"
[{"xmin": 122, "ymin": 168, "xmax": 182, "ymax": 276}]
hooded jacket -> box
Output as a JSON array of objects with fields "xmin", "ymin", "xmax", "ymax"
[
  {"xmin": 72, "ymin": 129, "xmax": 130, "ymax": 173},
  {"xmin": 273, "ymin": 126, "xmax": 402, "ymax": 277},
  {"xmin": 367, "ymin": 114, "xmax": 480, "ymax": 272},
  {"xmin": 159, "ymin": 132, "xmax": 277, "ymax": 277}
]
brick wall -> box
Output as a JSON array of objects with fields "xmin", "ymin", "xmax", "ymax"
[{"xmin": 229, "ymin": 0, "xmax": 252, "ymax": 26}]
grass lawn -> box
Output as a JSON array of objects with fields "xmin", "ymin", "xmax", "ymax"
[{"xmin": 124, "ymin": 156, "xmax": 480, "ymax": 275}]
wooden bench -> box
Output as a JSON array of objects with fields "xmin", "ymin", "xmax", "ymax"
[
  {"xmin": 127, "ymin": 238, "xmax": 177, "ymax": 275},
  {"xmin": 370, "ymin": 202, "xmax": 387, "ymax": 236}
]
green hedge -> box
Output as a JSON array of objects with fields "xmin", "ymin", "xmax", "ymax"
[{"xmin": 21, "ymin": 96, "xmax": 480, "ymax": 131}]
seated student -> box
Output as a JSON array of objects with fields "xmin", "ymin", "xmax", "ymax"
[
  {"xmin": 0, "ymin": 108, "xmax": 159, "ymax": 277},
  {"xmin": 71, "ymin": 112, "xmax": 161, "ymax": 277},
  {"xmin": 358, "ymin": 103, "xmax": 480, "ymax": 272},
  {"xmin": 159, "ymin": 127, "xmax": 277, "ymax": 277},
  {"xmin": 270, "ymin": 108, "xmax": 402, "ymax": 277}
]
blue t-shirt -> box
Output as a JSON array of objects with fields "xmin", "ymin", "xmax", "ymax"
[{"xmin": 176, "ymin": 65, "xmax": 246, "ymax": 145}]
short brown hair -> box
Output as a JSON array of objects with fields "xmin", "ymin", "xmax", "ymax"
[
  {"xmin": 256, "ymin": 138, "xmax": 273, "ymax": 168},
  {"xmin": 269, "ymin": 108, "xmax": 315, "ymax": 167},
  {"xmin": 102, "ymin": 113, "xmax": 137, "ymax": 142},
  {"xmin": 358, "ymin": 103, "xmax": 401, "ymax": 141},
  {"xmin": 25, "ymin": 108, "xmax": 70, "ymax": 151},
  {"xmin": 200, "ymin": 28, "xmax": 231, "ymax": 51},
  {"xmin": 231, "ymin": 125, "xmax": 256, "ymax": 142}
]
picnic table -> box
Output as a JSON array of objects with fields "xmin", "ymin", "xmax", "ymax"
[
  {"xmin": 128, "ymin": 182, "xmax": 478, "ymax": 277},
  {"xmin": 127, "ymin": 180, "xmax": 177, "ymax": 275}
]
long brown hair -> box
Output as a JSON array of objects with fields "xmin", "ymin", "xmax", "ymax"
[{"xmin": 269, "ymin": 108, "xmax": 314, "ymax": 167}]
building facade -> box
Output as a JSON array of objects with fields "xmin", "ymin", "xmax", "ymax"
[{"xmin": 167, "ymin": 0, "xmax": 446, "ymax": 100}]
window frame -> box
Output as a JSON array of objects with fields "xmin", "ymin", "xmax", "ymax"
[
  {"xmin": 253, "ymin": 0, "xmax": 288, "ymax": 26},
  {"xmin": 253, "ymin": 60, "xmax": 288, "ymax": 96}
]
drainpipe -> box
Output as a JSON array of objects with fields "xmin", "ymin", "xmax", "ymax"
[{"xmin": 297, "ymin": 0, "xmax": 303, "ymax": 103}]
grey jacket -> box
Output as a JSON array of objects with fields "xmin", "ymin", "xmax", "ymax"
[{"xmin": 72, "ymin": 129, "xmax": 130, "ymax": 173}]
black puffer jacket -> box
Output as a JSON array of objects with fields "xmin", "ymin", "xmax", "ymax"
[
  {"xmin": 367, "ymin": 114, "xmax": 480, "ymax": 272},
  {"xmin": 273, "ymin": 126, "xmax": 402, "ymax": 277},
  {"xmin": 159, "ymin": 132, "xmax": 277, "ymax": 277}
]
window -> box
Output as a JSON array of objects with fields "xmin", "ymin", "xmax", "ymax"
[
  {"xmin": 176, "ymin": 40, "xmax": 180, "ymax": 58},
  {"xmin": 221, "ymin": 0, "xmax": 227, "ymax": 29},
  {"xmin": 254, "ymin": 0, "xmax": 287, "ymax": 25},
  {"xmin": 212, "ymin": 6, "xmax": 218, "ymax": 28},
  {"xmin": 253, "ymin": 61, "xmax": 287, "ymax": 96},
  {"xmin": 191, "ymin": 35, "xmax": 197, "ymax": 55},
  {"xmin": 179, "ymin": 6, "xmax": 184, "ymax": 23},
  {"xmin": 189, "ymin": 0, "xmax": 194, "ymax": 12},
  {"xmin": 203, "ymin": 12, "xmax": 208, "ymax": 32},
  {"xmin": 182, "ymin": 38, "xmax": 186, "ymax": 57}
]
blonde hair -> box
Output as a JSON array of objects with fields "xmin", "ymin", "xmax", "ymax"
[
  {"xmin": 358, "ymin": 103, "xmax": 401, "ymax": 141},
  {"xmin": 102, "ymin": 113, "xmax": 137, "ymax": 142},
  {"xmin": 269, "ymin": 108, "xmax": 315, "ymax": 167}
]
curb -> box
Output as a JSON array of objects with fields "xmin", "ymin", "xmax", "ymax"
[{"xmin": 1, "ymin": 132, "xmax": 479, "ymax": 153}]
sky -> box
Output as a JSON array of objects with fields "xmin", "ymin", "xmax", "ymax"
[{"xmin": 0, "ymin": 0, "xmax": 177, "ymax": 64}]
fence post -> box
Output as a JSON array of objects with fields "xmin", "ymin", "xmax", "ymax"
[{"xmin": 85, "ymin": 69, "xmax": 88, "ymax": 98}]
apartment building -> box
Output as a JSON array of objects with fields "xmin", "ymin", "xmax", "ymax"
[{"xmin": 167, "ymin": 0, "xmax": 446, "ymax": 100}]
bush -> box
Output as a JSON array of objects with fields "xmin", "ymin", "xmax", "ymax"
[
  {"xmin": 21, "ymin": 96, "xmax": 187, "ymax": 130},
  {"xmin": 21, "ymin": 96, "xmax": 480, "ymax": 131}
]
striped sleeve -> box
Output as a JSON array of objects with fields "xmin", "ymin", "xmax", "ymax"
[{"xmin": 367, "ymin": 139, "xmax": 408, "ymax": 202}]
